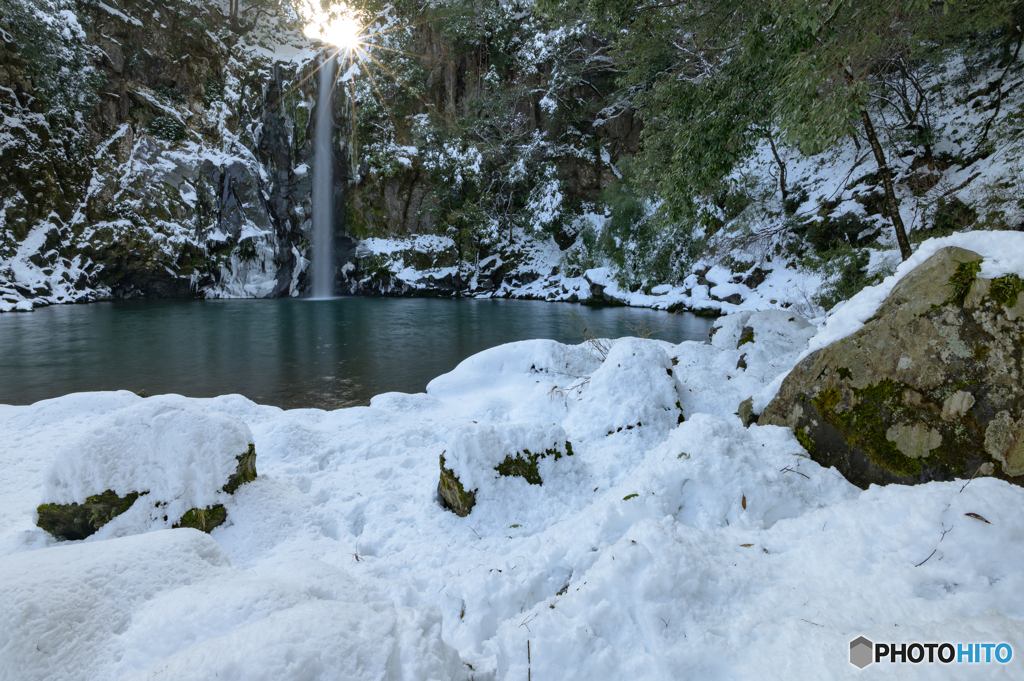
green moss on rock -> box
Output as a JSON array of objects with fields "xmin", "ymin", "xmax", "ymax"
[
  {"xmin": 494, "ymin": 444, "xmax": 573, "ymax": 486},
  {"xmin": 990, "ymin": 273, "xmax": 1024, "ymax": 308},
  {"xmin": 36, "ymin": 490, "xmax": 142, "ymax": 541},
  {"xmin": 794, "ymin": 428, "xmax": 815, "ymax": 456},
  {"xmin": 222, "ymin": 443, "xmax": 258, "ymax": 494},
  {"xmin": 814, "ymin": 380, "xmax": 923, "ymax": 477},
  {"xmin": 438, "ymin": 453, "xmax": 477, "ymax": 517},
  {"xmin": 945, "ymin": 259, "xmax": 982, "ymax": 307},
  {"xmin": 173, "ymin": 505, "xmax": 228, "ymax": 533}
]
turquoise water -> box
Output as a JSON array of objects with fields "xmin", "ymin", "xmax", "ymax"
[{"xmin": 0, "ymin": 298, "xmax": 714, "ymax": 409}]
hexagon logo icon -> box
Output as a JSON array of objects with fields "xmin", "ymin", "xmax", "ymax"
[{"xmin": 850, "ymin": 636, "xmax": 874, "ymax": 669}]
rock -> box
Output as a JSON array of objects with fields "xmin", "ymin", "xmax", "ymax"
[
  {"xmin": 743, "ymin": 267, "xmax": 768, "ymax": 289},
  {"xmin": 436, "ymin": 423, "xmax": 574, "ymax": 517},
  {"xmin": 717, "ymin": 292, "xmax": 744, "ymax": 305},
  {"xmin": 438, "ymin": 454, "xmax": 478, "ymax": 517},
  {"xmin": 36, "ymin": 490, "xmax": 143, "ymax": 542},
  {"xmin": 761, "ymin": 246, "xmax": 1024, "ymax": 488},
  {"xmin": 36, "ymin": 445, "xmax": 257, "ymax": 540},
  {"xmin": 35, "ymin": 395, "xmax": 260, "ymax": 541},
  {"xmin": 223, "ymin": 443, "xmax": 258, "ymax": 493},
  {"xmin": 738, "ymin": 397, "xmax": 757, "ymax": 427}
]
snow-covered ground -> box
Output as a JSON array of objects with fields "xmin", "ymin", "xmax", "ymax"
[{"xmin": 2, "ymin": 233, "xmax": 1024, "ymax": 680}]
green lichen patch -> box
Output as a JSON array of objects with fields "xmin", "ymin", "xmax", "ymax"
[
  {"xmin": 814, "ymin": 380, "xmax": 922, "ymax": 477},
  {"xmin": 990, "ymin": 273, "xmax": 1024, "ymax": 308},
  {"xmin": 438, "ymin": 453, "xmax": 477, "ymax": 517},
  {"xmin": 945, "ymin": 259, "xmax": 982, "ymax": 307},
  {"xmin": 794, "ymin": 428, "xmax": 815, "ymax": 456},
  {"xmin": 837, "ymin": 367, "xmax": 853, "ymax": 380},
  {"xmin": 222, "ymin": 444, "xmax": 258, "ymax": 494},
  {"xmin": 174, "ymin": 505, "xmax": 228, "ymax": 533},
  {"xmin": 36, "ymin": 490, "xmax": 143, "ymax": 541},
  {"xmin": 738, "ymin": 327, "xmax": 755, "ymax": 347}
]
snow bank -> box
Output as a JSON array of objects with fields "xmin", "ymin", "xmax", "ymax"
[
  {"xmin": 3, "ymin": 318, "xmax": 1024, "ymax": 679},
  {"xmin": 0, "ymin": 529, "xmax": 466, "ymax": 681}
]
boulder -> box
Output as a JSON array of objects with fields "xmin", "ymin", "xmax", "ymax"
[
  {"xmin": 35, "ymin": 396, "xmax": 259, "ymax": 540},
  {"xmin": 37, "ymin": 444, "xmax": 257, "ymax": 540},
  {"xmin": 761, "ymin": 246, "xmax": 1024, "ymax": 488},
  {"xmin": 437, "ymin": 423, "xmax": 574, "ymax": 517}
]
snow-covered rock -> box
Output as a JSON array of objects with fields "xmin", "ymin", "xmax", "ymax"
[{"xmin": 35, "ymin": 394, "xmax": 257, "ymax": 540}]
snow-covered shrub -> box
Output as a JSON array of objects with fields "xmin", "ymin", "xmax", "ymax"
[{"xmin": 0, "ymin": 0, "xmax": 103, "ymax": 120}]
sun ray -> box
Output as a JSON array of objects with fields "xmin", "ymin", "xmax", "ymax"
[
  {"xmin": 354, "ymin": 51, "xmax": 402, "ymax": 136},
  {"xmin": 362, "ymin": 42, "xmax": 455, "ymax": 67},
  {"xmin": 360, "ymin": 51, "xmax": 429, "ymax": 104}
]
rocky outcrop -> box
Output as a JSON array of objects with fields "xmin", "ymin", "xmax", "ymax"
[{"xmin": 761, "ymin": 246, "xmax": 1024, "ymax": 488}]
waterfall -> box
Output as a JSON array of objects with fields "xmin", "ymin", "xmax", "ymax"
[{"xmin": 311, "ymin": 54, "xmax": 336, "ymax": 298}]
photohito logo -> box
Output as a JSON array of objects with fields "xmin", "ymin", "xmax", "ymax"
[{"xmin": 849, "ymin": 637, "xmax": 1012, "ymax": 668}]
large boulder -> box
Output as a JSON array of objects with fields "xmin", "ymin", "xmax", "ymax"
[
  {"xmin": 36, "ymin": 396, "xmax": 258, "ymax": 540},
  {"xmin": 761, "ymin": 246, "xmax": 1024, "ymax": 488}
]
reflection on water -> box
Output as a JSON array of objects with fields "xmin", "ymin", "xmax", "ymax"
[{"xmin": 0, "ymin": 298, "xmax": 715, "ymax": 410}]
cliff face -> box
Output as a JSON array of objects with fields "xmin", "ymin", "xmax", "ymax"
[
  {"xmin": 0, "ymin": 0, "xmax": 635, "ymax": 310},
  {"xmin": 1, "ymin": 0, "xmax": 309, "ymax": 305}
]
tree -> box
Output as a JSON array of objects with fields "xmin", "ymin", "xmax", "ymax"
[
  {"xmin": 227, "ymin": 0, "xmax": 281, "ymax": 33},
  {"xmin": 771, "ymin": 0, "xmax": 1020, "ymax": 261}
]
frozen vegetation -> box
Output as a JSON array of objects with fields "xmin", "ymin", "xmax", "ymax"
[{"xmin": 3, "ymin": 232, "xmax": 1024, "ymax": 679}]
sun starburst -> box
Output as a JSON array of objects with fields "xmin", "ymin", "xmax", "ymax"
[{"xmin": 302, "ymin": 4, "xmax": 366, "ymax": 53}]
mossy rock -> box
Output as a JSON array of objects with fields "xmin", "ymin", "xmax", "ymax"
[
  {"xmin": 36, "ymin": 490, "xmax": 143, "ymax": 541},
  {"xmin": 438, "ymin": 453, "xmax": 477, "ymax": 517},
  {"xmin": 761, "ymin": 246, "xmax": 1024, "ymax": 488},
  {"xmin": 438, "ymin": 441, "xmax": 574, "ymax": 516},
  {"xmin": 36, "ymin": 444, "xmax": 258, "ymax": 540},
  {"xmin": 222, "ymin": 443, "xmax": 258, "ymax": 493},
  {"xmin": 173, "ymin": 505, "xmax": 228, "ymax": 533}
]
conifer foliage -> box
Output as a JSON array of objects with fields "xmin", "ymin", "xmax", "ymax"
[{"xmin": 540, "ymin": 0, "xmax": 1022, "ymax": 265}]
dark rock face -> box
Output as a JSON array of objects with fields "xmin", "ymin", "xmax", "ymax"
[{"xmin": 761, "ymin": 246, "xmax": 1024, "ymax": 489}]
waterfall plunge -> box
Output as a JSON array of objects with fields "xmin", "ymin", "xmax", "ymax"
[{"xmin": 311, "ymin": 55, "xmax": 336, "ymax": 299}]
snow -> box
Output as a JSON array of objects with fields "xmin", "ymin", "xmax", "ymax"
[
  {"xmin": 40, "ymin": 394, "xmax": 254, "ymax": 538},
  {"xmin": 754, "ymin": 231, "xmax": 1024, "ymax": 412},
  {"xmin": 4, "ymin": 280, "xmax": 1024, "ymax": 678}
]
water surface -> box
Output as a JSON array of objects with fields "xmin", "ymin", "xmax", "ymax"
[{"xmin": 0, "ymin": 298, "xmax": 714, "ymax": 409}]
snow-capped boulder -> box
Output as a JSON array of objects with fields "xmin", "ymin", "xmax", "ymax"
[
  {"xmin": 761, "ymin": 246, "xmax": 1024, "ymax": 488},
  {"xmin": 564, "ymin": 337, "xmax": 685, "ymax": 438},
  {"xmin": 438, "ymin": 422, "xmax": 574, "ymax": 517},
  {"xmin": 36, "ymin": 395, "xmax": 258, "ymax": 540}
]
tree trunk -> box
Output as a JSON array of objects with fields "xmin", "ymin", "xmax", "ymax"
[
  {"xmin": 860, "ymin": 107, "xmax": 912, "ymax": 261},
  {"xmin": 767, "ymin": 133, "xmax": 787, "ymax": 201}
]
